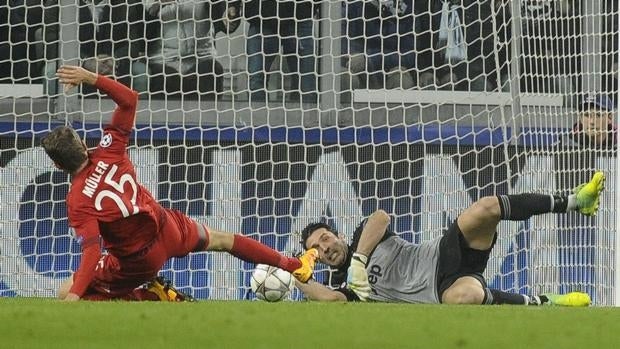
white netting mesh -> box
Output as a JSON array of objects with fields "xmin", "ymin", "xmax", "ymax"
[{"xmin": 0, "ymin": 0, "xmax": 618, "ymax": 304}]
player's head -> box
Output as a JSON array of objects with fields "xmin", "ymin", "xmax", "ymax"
[
  {"xmin": 578, "ymin": 94, "xmax": 615, "ymax": 146},
  {"xmin": 300, "ymin": 222, "xmax": 348, "ymax": 268},
  {"xmin": 41, "ymin": 126, "xmax": 88, "ymax": 173}
]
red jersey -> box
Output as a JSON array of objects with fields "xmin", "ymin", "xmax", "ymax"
[{"xmin": 66, "ymin": 76, "xmax": 164, "ymax": 296}]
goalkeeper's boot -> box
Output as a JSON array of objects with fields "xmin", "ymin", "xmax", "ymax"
[
  {"xmin": 574, "ymin": 171, "xmax": 605, "ymax": 216},
  {"xmin": 526, "ymin": 295, "xmax": 545, "ymax": 306},
  {"xmin": 145, "ymin": 276, "xmax": 196, "ymax": 302},
  {"xmin": 292, "ymin": 248, "xmax": 318, "ymax": 283},
  {"xmin": 541, "ymin": 292, "xmax": 591, "ymax": 307}
]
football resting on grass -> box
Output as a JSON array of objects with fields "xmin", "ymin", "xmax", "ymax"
[{"xmin": 250, "ymin": 264, "xmax": 294, "ymax": 302}]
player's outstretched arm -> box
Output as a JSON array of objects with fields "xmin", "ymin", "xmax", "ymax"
[
  {"xmin": 57, "ymin": 65, "xmax": 138, "ymax": 132},
  {"xmin": 295, "ymin": 279, "xmax": 348, "ymax": 301}
]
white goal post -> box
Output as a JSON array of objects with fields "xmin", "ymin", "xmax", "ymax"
[{"xmin": 0, "ymin": 0, "xmax": 618, "ymax": 305}]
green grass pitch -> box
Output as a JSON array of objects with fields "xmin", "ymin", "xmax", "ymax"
[{"xmin": 1, "ymin": 298, "xmax": 619, "ymax": 349}]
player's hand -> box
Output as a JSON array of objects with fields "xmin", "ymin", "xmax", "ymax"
[
  {"xmin": 56, "ymin": 65, "xmax": 98, "ymax": 92},
  {"xmin": 347, "ymin": 253, "xmax": 371, "ymax": 301},
  {"xmin": 63, "ymin": 292, "xmax": 80, "ymax": 302}
]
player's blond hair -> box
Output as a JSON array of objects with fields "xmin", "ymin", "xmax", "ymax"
[{"xmin": 41, "ymin": 126, "xmax": 88, "ymax": 173}]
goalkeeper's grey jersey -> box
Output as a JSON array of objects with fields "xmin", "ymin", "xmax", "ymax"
[{"xmin": 366, "ymin": 235, "xmax": 442, "ymax": 303}]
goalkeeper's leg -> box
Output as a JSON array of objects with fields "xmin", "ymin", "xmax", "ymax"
[
  {"xmin": 482, "ymin": 288, "xmax": 532, "ymax": 305},
  {"xmin": 457, "ymin": 171, "xmax": 605, "ymax": 251},
  {"xmin": 490, "ymin": 292, "xmax": 591, "ymax": 307}
]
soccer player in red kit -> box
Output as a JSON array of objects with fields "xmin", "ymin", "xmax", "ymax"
[{"xmin": 42, "ymin": 65, "xmax": 318, "ymax": 301}]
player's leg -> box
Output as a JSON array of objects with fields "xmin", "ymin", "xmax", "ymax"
[
  {"xmin": 482, "ymin": 290, "xmax": 591, "ymax": 306},
  {"xmin": 440, "ymin": 283, "xmax": 576, "ymax": 307},
  {"xmin": 458, "ymin": 171, "xmax": 605, "ymax": 250},
  {"xmin": 162, "ymin": 208, "xmax": 318, "ymax": 282},
  {"xmin": 441, "ymin": 276, "xmax": 485, "ymax": 304},
  {"xmin": 456, "ymin": 192, "xmax": 577, "ymax": 250},
  {"xmin": 56, "ymin": 259, "xmax": 185, "ymax": 301},
  {"xmin": 438, "ymin": 222, "xmax": 541, "ymax": 305},
  {"xmin": 65, "ymin": 272, "xmax": 193, "ymax": 302},
  {"xmin": 455, "ymin": 196, "xmax": 501, "ymax": 250},
  {"xmin": 441, "ymin": 277, "xmax": 537, "ymax": 305},
  {"xmin": 438, "ymin": 269, "xmax": 550, "ymax": 306},
  {"xmin": 79, "ymin": 250, "xmax": 172, "ymax": 301},
  {"xmin": 138, "ymin": 276, "xmax": 196, "ymax": 302},
  {"xmin": 444, "ymin": 172, "xmax": 604, "ymax": 305},
  {"xmin": 484, "ymin": 288, "xmax": 535, "ymax": 305},
  {"xmin": 437, "ymin": 222, "xmax": 494, "ymax": 304},
  {"xmin": 206, "ymin": 226, "xmax": 317, "ymax": 282},
  {"xmin": 110, "ymin": 239, "xmax": 187, "ymax": 302}
]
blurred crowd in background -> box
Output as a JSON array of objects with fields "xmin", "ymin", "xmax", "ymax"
[{"xmin": 0, "ymin": 0, "xmax": 617, "ymax": 104}]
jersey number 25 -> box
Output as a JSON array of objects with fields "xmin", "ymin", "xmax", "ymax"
[{"xmin": 94, "ymin": 164, "xmax": 139, "ymax": 217}]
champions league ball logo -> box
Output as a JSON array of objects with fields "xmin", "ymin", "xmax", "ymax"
[{"xmin": 100, "ymin": 133, "xmax": 113, "ymax": 148}]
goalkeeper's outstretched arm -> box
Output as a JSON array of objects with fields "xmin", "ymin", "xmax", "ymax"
[{"xmin": 295, "ymin": 279, "xmax": 348, "ymax": 301}]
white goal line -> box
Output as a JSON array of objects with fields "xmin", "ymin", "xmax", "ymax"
[{"xmin": 353, "ymin": 90, "xmax": 564, "ymax": 107}]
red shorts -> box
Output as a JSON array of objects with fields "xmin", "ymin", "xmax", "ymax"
[{"xmin": 81, "ymin": 209, "xmax": 208, "ymax": 300}]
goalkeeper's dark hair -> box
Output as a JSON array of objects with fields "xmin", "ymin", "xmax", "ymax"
[{"xmin": 300, "ymin": 222, "xmax": 337, "ymax": 250}]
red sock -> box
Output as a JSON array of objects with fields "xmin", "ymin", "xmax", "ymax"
[{"xmin": 231, "ymin": 235, "xmax": 301, "ymax": 272}]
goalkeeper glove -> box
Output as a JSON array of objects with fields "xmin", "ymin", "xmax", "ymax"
[{"xmin": 347, "ymin": 253, "xmax": 372, "ymax": 301}]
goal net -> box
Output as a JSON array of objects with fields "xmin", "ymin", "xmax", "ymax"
[{"xmin": 0, "ymin": 0, "xmax": 618, "ymax": 305}]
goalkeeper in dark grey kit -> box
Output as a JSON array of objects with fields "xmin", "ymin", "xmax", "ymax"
[{"xmin": 296, "ymin": 172, "xmax": 605, "ymax": 306}]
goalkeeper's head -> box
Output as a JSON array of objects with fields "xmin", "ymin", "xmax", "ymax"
[
  {"xmin": 41, "ymin": 126, "xmax": 89, "ymax": 174},
  {"xmin": 300, "ymin": 222, "xmax": 349, "ymax": 268}
]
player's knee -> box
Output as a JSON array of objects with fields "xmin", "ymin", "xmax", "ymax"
[
  {"xmin": 471, "ymin": 196, "xmax": 501, "ymax": 221},
  {"xmin": 442, "ymin": 285, "xmax": 484, "ymax": 305}
]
